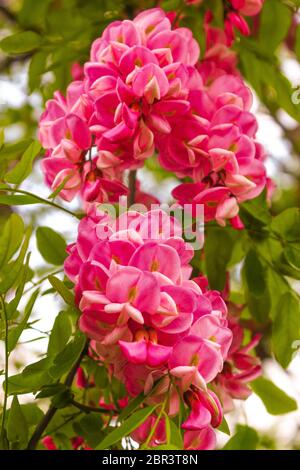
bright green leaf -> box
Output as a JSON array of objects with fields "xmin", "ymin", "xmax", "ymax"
[
  {"xmin": 96, "ymin": 406, "xmax": 157, "ymax": 450},
  {"xmin": 272, "ymin": 291, "xmax": 300, "ymax": 368},
  {"xmin": 36, "ymin": 226, "xmax": 67, "ymax": 265},
  {"xmin": 0, "ymin": 31, "xmax": 42, "ymax": 54},
  {"xmin": 252, "ymin": 377, "xmax": 297, "ymax": 415}
]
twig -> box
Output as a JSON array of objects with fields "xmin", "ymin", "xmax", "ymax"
[
  {"xmin": 128, "ymin": 169, "xmax": 137, "ymax": 207},
  {"xmin": 70, "ymin": 400, "xmax": 113, "ymax": 415}
]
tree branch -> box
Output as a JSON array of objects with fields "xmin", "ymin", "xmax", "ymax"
[{"xmin": 70, "ymin": 400, "xmax": 114, "ymax": 415}]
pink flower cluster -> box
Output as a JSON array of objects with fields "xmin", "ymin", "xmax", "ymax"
[
  {"xmin": 39, "ymin": 7, "xmax": 267, "ymax": 226},
  {"xmin": 64, "ymin": 208, "xmax": 234, "ymax": 449}
]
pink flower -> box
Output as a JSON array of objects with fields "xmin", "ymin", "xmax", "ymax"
[
  {"xmin": 213, "ymin": 318, "xmax": 262, "ymax": 412},
  {"xmin": 182, "ymin": 388, "xmax": 223, "ymax": 430},
  {"xmin": 184, "ymin": 427, "xmax": 216, "ymax": 450},
  {"xmin": 130, "ymin": 415, "xmax": 166, "ymax": 447}
]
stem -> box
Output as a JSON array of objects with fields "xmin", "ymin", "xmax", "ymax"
[
  {"xmin": 23, "ymin": 268, "xmax": 63, "ymax": 296},
  {"xmin": 1, "ymin": 187, "xmax": 81, "ymax": 219},
  {"xmin": 128, "ymin": 170, "xmax": 137, "ymax": 207},
  {"xmin": 0, "ymin": 296, "xmax": 8, "ymax": 445},
  {"xmin": 143, "ymin": 393, "xmax": 168, "ymax": 449},
  {"xmin": 26, "ymin": 339, "xmax": 89, "ymax": 450},
  {"xmin": 70, "ymin": 400, "xmax": 113, "ymax": 415}
]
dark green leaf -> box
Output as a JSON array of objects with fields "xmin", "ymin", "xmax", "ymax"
[
  {"xmin": 205, "ymin": 227, "xmax": 234, "ymax": 290},
  {"xmin": 244, "ymin": 249, "xmax": 266, "ymax": 296}
]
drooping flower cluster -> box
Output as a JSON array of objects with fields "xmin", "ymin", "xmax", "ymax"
[
  {"xmin": 39, "ymin": 7, "xmax": 267, "ymax": 227},
  {"xmin": 64, "ymin": 208, "xmax": 234, "ymax": 449}
]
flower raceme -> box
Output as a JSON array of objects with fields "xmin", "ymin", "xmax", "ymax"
[
  {"xmin": 64, "ymin": 208, "xmax": 235, "ymax": 449},
  {"xmin": 39, "ymin": 7, "xmax": 267, "ymax": 226}
]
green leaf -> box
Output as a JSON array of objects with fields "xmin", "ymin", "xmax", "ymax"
[
  {"xmin": 252, "ymin": 377, "xmax": 297, "ymax": 415},
  {"xmin": 205, "ymin": 227, "xmax": 234, "ymax": 290},
  {"xmin": 272, "ymin": 291, "xmax": 300, "ymax": 368},
  {"xmin": 169, "ymin": 420, "xmax": 184, "ymax": 448},
  {"xmin": 5, "ymin": 141, "xmax": 41, "ymax": 184},
  {"xmin": 0, "ymin": 227, "xmax": 31, "ymax": 293},
  {"xmin": 8, "ymin": 289, "xmax": 39, "ymax": 352},
  {"xmin": 240, "ymin": 192, "xmax": 271, "ymax": 227},
  {"xmin": 29, "ymin": 51, "xmax": 48, "ymax": 92},
  {"xmin": 268, "ymin": 268, "xmax": 291, "ymax": 320},
  {"xmin": 0, "ymin": 31, "xmax": 42, "ymax": 54},
  {"xmin": 0, "ymin": 213, "xmax": 24, "ymax": 269},
  {"xmin": 51, "ymin": 388, "xmax": 73, "ymax": 409},
  {"xmin": 20, "ymin": 404, "xmax": 44, "ymax": 427},
  {"xmin": 0, "ymin": 194, "xmax": 40, "ymax": 206},
  {"xmin": 48, "ymin": 276, "xmax": 74, "ymax": 306},
  {"xmin": 73, "ymin": 415, "xmax": 104, "ymax": 448},
  {"xmin": 7, "ymin": 397, "xmax": 29, "ymax": 447},
  {"xmin": 36, "ymin": 226, "xmax": 67, "ymax": 265},
  {"xmin": 223, "ymin": 425, "xmax": 259, "ymax": 450},
  {"xmin": 259, "ymin": 0, "xmax": 291, "ymax": 52},
  {"xmin": 271, "ymin": 208, "xmax": 300, "ymax": 242},
  {"xmin": 244, "ymin": 249, "xmax": 266, "ymax": 296},
  {"xmin": 47, "ymin": 311, "xmax": 72, "ymax": 356},
  {"xmin": 96, "ymin": 406, "xmax": 157, "ymax": 450},
  {"xmin": 243, "ymin": 249, "xmax": 270, "ymax": 323},
  {"xmin": 118, "ymin": 392, "xmax": 145, "ymax": 422},
  {"xmin": 49, "ymin": 334, "xmax": 85, "ymax": 379},
  {"xmin": 283, "ymin": 245, "xmax": 300, "ymax": 271},
  {"xmin": 36, "ymin": 383, "xmax": 67, "ymax": 399},
  {"xmin": 0, "ymin": 129, "xmax": 4, "ymax": 149},
  {"xmin": 18, "ymin": 0, "xmax": 51, "ymax": 29},
  {"xmin": 218, "ymin": 417, "xmax": 231, "ymax": 435},
  {"xmin": 7, "ymin": 358, "xmax": 54, "ymax": 395}
]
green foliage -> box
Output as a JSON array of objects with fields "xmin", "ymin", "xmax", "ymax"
[
  {"xmin": 4, "ymin": 141, "xmax": 41, "ymax": 184},
  {"xmin": 272, "ymin": 292, "xmax": 300, "ymax": 368},
  {"xmin": 204, "ymin": 227, "xmax": 236, "ymax": 290},
  {"xmin": 96, "ymin": 406, "xmax": 157, "ymax": 450},
  {"xmin": 252, "ymin": 377, "xmax": 297, "ymax": 415},
  {"xmin": 7, "ymin": 397, "xmax": 29, "ymax": 449},
  {"xmin": 0, "ymin": 31, "xmax": 42, "ymax": 54},
  {"xmin": 36, "ymin": 227, "xmax": 67, "ymax": 265},
  {"xmin": 224, "ymin": 425, "xmax": 259, "ymax": 450}
]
